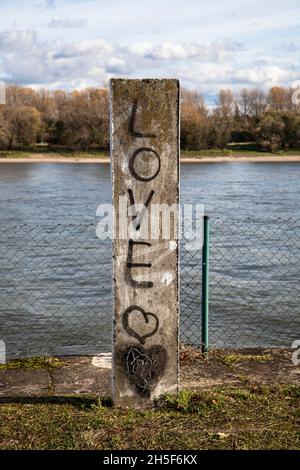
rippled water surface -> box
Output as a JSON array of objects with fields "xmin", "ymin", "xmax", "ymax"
[{"xmin": 0, "ymin": 162, "xmax": 299, "ymax": 357}]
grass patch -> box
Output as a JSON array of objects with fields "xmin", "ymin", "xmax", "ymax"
[
  {"xmin": 181, "ymin": 149, "xmax": 234, "ymax": 157},
  {"xmin": 181, "ymin": 144, "xmax": 300, "ymax": 157},
  {"xmin": 220, "ymin": 354, "xmax": 272, "ymax": 365},
  {"xmin": 0, "ymin": 357, "xmax": 64, "ymax": 371},
  {"xmin": 0, "ymin": 151, "xmax": 29, "ymax": 158},
  {"xmin": 0, "ymin": 384, "xmax": 299, "ymax": 450},
  {"xmin": 0, "ymin": 148, "xmax": 109, "ymax": 159}
]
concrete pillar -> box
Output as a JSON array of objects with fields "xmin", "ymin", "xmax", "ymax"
[{"xmin": 111, "ymin": 79, "xmax": 180, "ymax": 407}]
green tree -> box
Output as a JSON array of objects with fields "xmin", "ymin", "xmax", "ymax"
[{"xmin": 254, "ymin": 112, "xmax": 284, "ymax": 152}]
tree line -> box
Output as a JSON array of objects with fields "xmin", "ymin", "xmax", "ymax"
[{"xmin": 0, "ymin": 84, "xmax": 300, "ymax": 152}]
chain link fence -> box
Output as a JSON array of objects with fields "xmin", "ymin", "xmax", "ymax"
[
  {"xmin": 0, "ymin": 224, "xmax": 112, "ymax": 359},
  {"xmin": 181, "ymin": 217, "xmax": 300, "ymax": 349},
  {"xmin": 0, "ymin": 218, "xmax": 299, "ymax": 360}
]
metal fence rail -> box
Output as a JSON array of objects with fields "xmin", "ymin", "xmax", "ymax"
[{"xmin": 0, "ymin": 219, "xmax": 299, "ymax": 360}]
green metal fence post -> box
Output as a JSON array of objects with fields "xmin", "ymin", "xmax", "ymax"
[{"xmin": 202, "ymin": 215, "xmax": 210, "ymax": 355}]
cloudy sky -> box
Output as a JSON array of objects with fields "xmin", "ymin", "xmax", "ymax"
[{"xmin": 0, "ymin": 0, "xmax": 299, "ymax": 103}]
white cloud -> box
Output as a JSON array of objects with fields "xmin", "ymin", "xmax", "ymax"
[
  {"xmin": 144, "ymin": 40, "xmax": 240, "ymax": 61},
  {"xmin": 48, "ymin": 18, "xmax": 89, "ymax": 28},
  {"xmin": 0, "ymin": 30, "xmax": 37, "ymax": 53},
  {"xmin": 0, "ymin": 0, "xmax": 298, "ymax": 103},
  {"xmin": 0, "ymin": 25, "xmax": 299, "ymax": 99},
  {"xmin": 106, "ymin": 57, "xmax": 128, "ymax": 74},
  {"xmin": 147, "ymin": 43, "xmax": 191, "ymax": 60},
  {"xmin": 0, "ymin": 31, "xmax": 241, "ymax": 86},
  {"xmin": 53, "ymin": 38, "xmax": 113, "ymax": 59},
  {"xmin": 232, "ymin": 66, "xmax": 296, "ymax": 86},
  {"xmin": 179, "ymin": 62, "xmax": 300, "ymax": 97},
  {"xmin": 128, "ymin": 42, "xmax": 153, "ymax": 57}
]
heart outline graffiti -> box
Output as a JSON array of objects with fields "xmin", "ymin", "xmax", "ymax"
[{"xmin": 122, "ymin": 305, "xmax": 159, "ymax": 345}]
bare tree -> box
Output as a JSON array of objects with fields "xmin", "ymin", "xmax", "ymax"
[{"xmin": 248, "ymin": 89, "xmax": 267, "ymax": 118}]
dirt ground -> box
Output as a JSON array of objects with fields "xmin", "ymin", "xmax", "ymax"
[{"xmin": 0, "ymin": 347, "xmax": 298, "ymax": 398}]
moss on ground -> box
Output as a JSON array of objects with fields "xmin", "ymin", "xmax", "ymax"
[
  {"xmin": 0, "ymin": 357, "xmax": 64, "ymax": 371},
  {"xmin": 220, "ymin": 354, "xmax": 272, "ymax": 365}
]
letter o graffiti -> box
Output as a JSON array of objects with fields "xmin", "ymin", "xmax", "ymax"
[{"xmin": 129, "ymin": 147, "xmax": 161, "ymax": 182}]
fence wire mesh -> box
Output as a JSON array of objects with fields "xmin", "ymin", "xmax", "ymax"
[
  {"xmin": 209, "ymin": 218, "xmax": 300, "ymax": 348},
  {"xmin": 0, "ymin": 218, "xmax": 299, "ymax": 360}
]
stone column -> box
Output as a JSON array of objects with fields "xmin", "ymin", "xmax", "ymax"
[{"xmin": 111, "ymin": 79, "xmax": 180, "ymax": 407}]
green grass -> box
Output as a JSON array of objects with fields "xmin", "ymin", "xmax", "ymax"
[
  {"xmin": 0, "ymin": 148, "xmax": 109, "ymax": 159},
  {"xmin": 181, "ymin": 149, "xmax": 234, "ymax": 157},
  {"xmin": 181, "ymin": 148, "xmax": 300, "ymax": 157},
  {"xmin": 220, "ymin": 354, "xmax": 272, "ymax": 365},
  {"xmin": 0, "ymin": 385, "xmax": 299, "ymax": 450}
]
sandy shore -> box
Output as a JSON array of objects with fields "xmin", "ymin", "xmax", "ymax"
[
  {"xmin": 1, "ymin": 154, "xmax": 300, "ymax": 163},
  {"xmin": 182, "ymin": 155, "xmax": 300, "ymax": 163}
]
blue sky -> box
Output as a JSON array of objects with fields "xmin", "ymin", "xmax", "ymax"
[{"xmin": 0, "ymin": 0, "xmax": 299, "ymax": 103}]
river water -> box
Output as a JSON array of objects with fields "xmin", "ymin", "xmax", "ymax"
[{"xmin": 0, "ymin": 162, "xmax": 299, "ymax": 357}]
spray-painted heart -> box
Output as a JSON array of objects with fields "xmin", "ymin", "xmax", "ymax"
[
  {"xmin": 122, "ymin": 345, "xmax": 167, "ymax": 397},
  {"xmin": 122, "ymin": 306, "xmax": 159, "ymax": 345}
]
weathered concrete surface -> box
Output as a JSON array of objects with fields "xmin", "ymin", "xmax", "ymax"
[
  {"xmin": 0, "ymin": 350, "xmax": 298, "ymax": 398},
  {"xmin": 52, "ymin": 357, "xmax": 111, "ymax": 396},
  {"xmin": 0, "ymin": 369, "xmax": 49, "ymax": 397},
  {"xmin": 180, "ymin": 348, "xmax": 300, "ymax": 389},
  {"xmin": 111, "ymin": 79, "xmax": 180, "ymax": 407}
]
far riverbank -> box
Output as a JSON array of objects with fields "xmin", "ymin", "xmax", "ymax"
[{"xmin": 1, "ymin": 153, "xmax": 300, "ymax": 163}]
